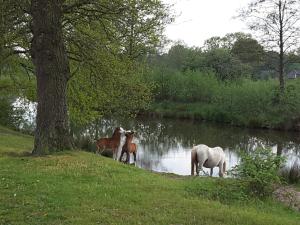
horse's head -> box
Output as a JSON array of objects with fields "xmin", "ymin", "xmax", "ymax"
[
  {"xmin": 125, "ymin": 130, "xmax": 135, "ymax": 138},
  {"xmin": 114, "ymin": 127, "xmax": 125, "ymax": 135},
  {"xmin": 119, "ymin": 127, "xmax": 125, "ymax": 134},
  {"xmin": 113, "ymin": 127, "xmax": 125, "ymax": 136}
]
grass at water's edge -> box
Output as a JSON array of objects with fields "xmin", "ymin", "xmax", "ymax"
[
  {"xmin": 145, "ymin": 101, "xmax": 300, "ymax": 131},
  {"xmin": 0, "ymin": 126, "xmax": 299, "ymax": 225}
]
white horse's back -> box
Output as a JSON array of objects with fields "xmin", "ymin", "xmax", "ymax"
[{"xmin": 192, "ymin": 144, "xmax": 226, "ymax": 177}]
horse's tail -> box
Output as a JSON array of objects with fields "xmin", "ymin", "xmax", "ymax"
[{"xmin": 191, "ymin": 148, "xmax": 197, "ymax": 175}]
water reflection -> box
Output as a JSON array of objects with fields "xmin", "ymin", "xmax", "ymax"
[{"xmin": 73, "ymin": 117, "xmax": 300, "ymax": 176}]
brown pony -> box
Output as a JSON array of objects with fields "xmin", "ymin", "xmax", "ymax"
[
  {"xmin": 119, "ymin": 131, "xmax": 137, "ymax": 164},
  {"xmin": 96, "ymin": 127, "xmax": 125, "ymax": 160}
]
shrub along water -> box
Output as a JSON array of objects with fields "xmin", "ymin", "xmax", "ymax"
[
  {"xmin": 144, "ymin": 69, "xmax": 300, "ymax": 130},
  {"xmin": 230, "ymin": 148, "xmax": 285, "ymax": 199}
]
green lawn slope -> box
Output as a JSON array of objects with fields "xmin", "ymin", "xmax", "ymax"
[{"xmin": 0, "ymin": 126, "xmax": 299, "ymax": 225}]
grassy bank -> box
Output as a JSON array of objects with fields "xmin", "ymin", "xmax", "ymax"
[
  {"xmin": 147, "ymin": 100, "xmax": 300, "ymax": 130},
  {"xmin": 145, "ymin": 70, "xmax": 300, "ymax": 130},
  {"xmin": 0, "ymin": 126, "xmax": 299, "ymax": 225}
]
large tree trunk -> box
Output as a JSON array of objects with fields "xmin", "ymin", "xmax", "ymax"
[{"xmin": 31, "ymin": 0, "xmax": 73, "ymax": 155}]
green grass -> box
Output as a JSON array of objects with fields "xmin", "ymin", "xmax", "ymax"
[{"xmin": 0, "ymin": 126, "xmax": 299, "ymax": 225}]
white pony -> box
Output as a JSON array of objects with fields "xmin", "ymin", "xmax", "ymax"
[{"xmin": 191, "ymin": 144, "xmax": 226, "ymax": 177}]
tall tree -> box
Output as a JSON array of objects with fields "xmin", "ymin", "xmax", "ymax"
[
  {"xmin": 115, "ymin": 0, "xmax": 171, "ymax": 60},
  {"xmin": 231, "ymin": 37, "xmax": 264, "ymax": 65},
  {"xmin": 1, "ymin": 0, "xmax": 171, "ymax": 155},
  {"xmin": 202, "ymin": 32, "xmax": 251, "ymax": 51},
  {"xmin": 239, "ymin": 0, "xmax": 300, "ymax": 92},
  {"xmin": 30, "ymin": 0, "xmax": 73, "ymax": 154}
]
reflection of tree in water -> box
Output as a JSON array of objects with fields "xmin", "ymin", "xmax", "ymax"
[
  {"xmin": 136, "ymin": 146, "xmax": 168, "ymax": 172},
  {"xmin": 72, "ymin": 117, "xmax": 300, "ymax": 169},
  {"xmin": 136, "ymin": 118, "xmax": 299, "ymax": 152}
]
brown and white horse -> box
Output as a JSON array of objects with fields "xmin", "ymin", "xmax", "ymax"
[
  {"xmin": 191, "ymin": 144, "xmax": 226, "ymax": 177},
  {"xmin": 96, "ymin": 127, "xmax": 125, "ymax": 160},
  {"xmin": 119, "ymin": 130, "xmax": 137, "ymax": 164}
]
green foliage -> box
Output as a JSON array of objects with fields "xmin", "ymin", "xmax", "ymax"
[
  {"xmin": 203, "ymin": 48, "xmax": 251, "ymax": 80},
  {"xmin": 150, "ymin": 39, "xmax": 256, "ymax": 81},
  {"xmin": 146, "ymin": 68, "xmax": 300, "ymax": 129},
  {"xmin": 145, "ymin": 69, "xmax": 219, "ymax": 102},
  {"xmin": 0, "ymin": 72, "xmax": 35, "ymax": 130},
  {"xmin": 231, "ymin": 148, "xmax": 285, "ymax": 198},
  {"xmin": 0, "ymin": 97, "xmax": 15, "ymax": 127},
  {"xmin": 0, "ymin": 96, "xmax": 35, "ymax": 132},
  {"xmin": 202, "ymin": 32, "xmax": 252, "ymax": 51},
  {"xmin": 68, "ymin": 60, "xmax": 153, "ymax": 126},
  {"xmin": 1, "ymin": 0, "xmax": 171, "ymax": 130},
  {"xmin": 62, "ymin": 1, "xmax": 172, "ymax": 126},
  {"xmin": 231, "ymin": 37, "xmax": 264, "ymax": 65}
]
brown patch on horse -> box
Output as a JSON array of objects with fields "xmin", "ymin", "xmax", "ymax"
[
  {"xmin": 119, "ymin": 131, "xmax": 137, "ymax": 164},
  {"xmin": 95, "ymin": 127, "xmax": 123, "ymax": 158}
]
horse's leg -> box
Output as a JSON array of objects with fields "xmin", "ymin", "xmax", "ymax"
[
  {"xmin": 210, "ymin": 168, "xmax": 213, "ymax": 177},
  {"xmin": 191, "ymin": 153, "xmax": 195, "ymax": 176},
  {"xmin": 133, "ymin": 151, "xmax": 137, "ymax": 162},
  {"xmin": 97, "ymin": 146, "xmax": 103, "ymax": 155},
  {"xmin": 197, "ymin": 158, "xmax": 206, "ymax": 176},
  {"xmin": 218, "ymin": 162, "xmax": 224, "ymax": 177},
  {"xmin": 191, "ymin": 149, "xmax": 198, "ymax": 176},
  {"xmin": 96, "ymin": 144, "xmax": 100, "ymax": 154},
  {"xmin": 223, "ymin": 161, "xmax": 226, "ymax": 175},
  {"xmin": 126, "ymin": 151, "xmax": 130, "ymax": 164},
  {"xmin": 191, "ymin": 163, "xmax": 194, "ymax": 176},
  {"xmin": 113, "ymin": 148, "xmax": 118, "ymax": 160},
  {"xmin": 119, "ymin": 149, "xmax": 124, "ymax": 162}
]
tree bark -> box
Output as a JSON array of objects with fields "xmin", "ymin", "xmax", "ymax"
[
  {"xmin": 30, "ymin": 0, "xmax": 73, "ymax": 155},
  {"xmin": 278, "ymin": 0, "xmax": 285, "ymax": 93}
]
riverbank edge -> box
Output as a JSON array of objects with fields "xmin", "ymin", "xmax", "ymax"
[{"xmin": 140, "ymin": 102, "xmax": 300, "ymax": 132}]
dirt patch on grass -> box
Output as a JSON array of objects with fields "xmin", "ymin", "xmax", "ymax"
[{"xmin": 274, "ymin": 186, "xmax": 300, "ymax": 211}]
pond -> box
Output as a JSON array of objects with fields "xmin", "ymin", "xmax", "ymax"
[{"xmin": 75, "ymin": 117, "xmax": 300, "ymax": 176}]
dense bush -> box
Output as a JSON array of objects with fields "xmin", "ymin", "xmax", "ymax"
[
  {"xmin": 230, "ymin": 148, "xmax": 285, "ymax": 198},
  {"xmin": 145, "ymin": 68, "xmax": 219, "ymax": 102},
  {"xmin": 145, "ymin": 69, "xmax": 300, "ymax": 129}
]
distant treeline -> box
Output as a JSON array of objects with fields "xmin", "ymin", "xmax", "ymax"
[{"xmin": 142, "ymin": 33, "xmax": 300, "ymax": 130}]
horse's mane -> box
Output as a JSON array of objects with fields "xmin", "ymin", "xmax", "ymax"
[{"xmin": 112, "ymin": 127, "xmax": 120, "ymax": 137}]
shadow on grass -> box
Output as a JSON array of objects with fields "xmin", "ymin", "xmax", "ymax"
[
  {"xmin": 1, "ymin": 149, "xmax": 78, "ymax": 158},
  {"xmin": 1, "ymin": 150, "xmax": 33, "ymax": 157}
]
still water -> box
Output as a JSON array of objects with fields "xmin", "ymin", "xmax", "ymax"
[{"xmin": 78, "ymin": 117, "xmax": 300, "ymax": 176}]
